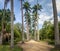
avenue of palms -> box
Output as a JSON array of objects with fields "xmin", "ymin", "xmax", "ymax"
[{"xmin": 0, "ymin": 0, "xmax": 60, "ymax": 51}]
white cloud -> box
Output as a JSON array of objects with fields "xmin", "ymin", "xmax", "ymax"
[
  {"xmin": 38, "ymin": 12, "xmax": 53, "ymax": 25},
  {"xmin": 38, "ymin": 13, "xmax": 60, "ymax": 28},
  {"xmin": 56, "ymin": 0, "xmax": 60, "ymax": 13},
  {"xmin": 38, "ymin": 12, "xmax": 60, "ymax": 27}
]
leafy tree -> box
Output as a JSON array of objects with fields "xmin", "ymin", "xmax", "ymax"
[
  {"xmin": 40, "ymin": 21, "xmax": 60, "ymax": 44},
  {"xmin": 23, "ymin": 1, "xmax": 31, "ymax": 40},
  {"xmin": 32, "ymin": 3, "xmax": 42, "ymax": 40},
  {"xmin": 14, "ymin": 23, "xmax": 22, "ymax": 44}
]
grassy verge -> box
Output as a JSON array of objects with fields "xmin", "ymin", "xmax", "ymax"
[{"xmin": 0, "ymin": 45, "xmax": 23, "ymax": 51}]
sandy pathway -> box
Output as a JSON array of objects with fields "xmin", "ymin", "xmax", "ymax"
[{"xmin": 18, "ymin": 40, "xmax": 54, "ymax": 51}]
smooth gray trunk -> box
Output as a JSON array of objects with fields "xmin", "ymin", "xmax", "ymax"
[
  {"xmin": 34, "ymin": 22, "xmax": 37, "ymax": 40},
  {"xmin": 20, "ymin": 0, "xmax": 24, "ymax": 42},
  {"xmin": 36, "ymin": 20, "xmax": 39, "ymax": 40},
  {"xmin": 10, "ymin": 0, "xmax": 14, "ymax": 48},
  {"xmin": 36, "ymin": 18, "xmax": 39, "ymax": 41},
  {"xmin": 37, "ymin": 25, "xmax": 39, "ymax": 41},
  {"xmin": 36, "ymin": 0, "xmax": 39, "ymax": 41},
  {"xmin": 52, "ymin": 0, "xmax": 60, "ymax": 45},
  {"xmin": 26, "ymin": 21, "xmax": 29, "ymax": 41}
]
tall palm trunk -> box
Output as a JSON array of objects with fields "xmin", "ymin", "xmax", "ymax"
[
  {"xmin": 37, "ymin": 0, "xmax": 39, "ymax": 41},
  {"xmin": 52, "ymin": 0, "xmax": 60, "ymax": 45},
  {"xmin": 20, "ymin": 0, "xmax": 24, "ymax": 42},
  {"xmin": 37, "ymin": 21, "xmax": 39, "ymax": 41},
  {"xmin": 34, "ymin": 21, "xmax": 37, "ymax": 40},
  {"xmin": 10, "ymin": 0, "xmax": 14, "ymax": 48},
  {"xmin": 26, "ymin": 19, "xmax": 29, "ymax": 41}
]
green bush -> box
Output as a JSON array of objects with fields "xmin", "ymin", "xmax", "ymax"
[
  {"xmin": 47, "ymin": 40, "xmax": 55, "ymax": 45},
  {"xmin": 14, "ymin": 38, "xmax": 21, "ymax": 44}
]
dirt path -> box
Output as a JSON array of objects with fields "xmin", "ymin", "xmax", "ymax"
[{"xmin": 18, "ymin": 40, "xmax": 54, "ymax": 51}]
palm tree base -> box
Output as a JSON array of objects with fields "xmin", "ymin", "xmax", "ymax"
[
  {"xmin": 10, "ymin": 45, "xmax": 14, "ymax": 48},
  {"xmin": 55, "ymin": 44, "xmax": 60, "ymax": 48}
]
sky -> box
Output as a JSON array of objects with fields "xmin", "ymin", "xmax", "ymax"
[{"xmin": 0, "ymin": 0, "xmax": 60, "ymax": 29}]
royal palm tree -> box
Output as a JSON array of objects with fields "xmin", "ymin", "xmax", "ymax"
[
  {"xmin": 10, "ymin": 0, "xmax": 14, "ymax": 47},
  {"xmin": 32, "ymin": 3, "xmax": 42, "ymax": 40},
  {"xmin": 3, "ymin": 0, "xmax": 14, "ymax": 47},
  {"xmin": 23, "ymin": 2, "xmax": 31, "ymax": 40},
  {"xmin": 25, "ymin": 12, "xmax": 31, "ymax": 40},
  {"xmin": 32, "ymin": 12, "xmax": 37, "ymax": 40},
  {"xmin": 52, "ymin": 0, "xmax": 60, "ymax": 45},
  {"xmin": 37, "ymin": 0, "xmax": 39, "ymax": 41},
  {"xmin": 20, "ymin": 0, "xmax": 25, "ymax": 43}
]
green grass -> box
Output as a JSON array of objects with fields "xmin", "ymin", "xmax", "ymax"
[{"xmin": 0, "ymin": 45, "xmax": 23, "ymax": 51}]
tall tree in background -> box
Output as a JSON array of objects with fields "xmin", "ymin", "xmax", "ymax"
[
  {"xmin": 37, "ymin": 0, "xmax": 39, "ymax": 41},
  {"xmin": 10, "ymin": 0, "xmax": 14, "ymax": 48},
  {"xmin": 20, "ymin": 0, "xmax": 24, "ymax": 43},
  {"xmin": 32, "ymin": 3, "xmax": 42, "ymax": 40},
  {"xmin": 52, "ymin": 0, "xmax": 60, "ymax": 45},
  {"xmin": 32, "ymin": 12, "xmax": 37, "ymax": 40},
  {"xmin": 0, "ymin": 0, "xmax": 9, "ymax": 45},
  {"xmin": 23, "ymin": 2, "xmax": 31, "ymax": 41}
]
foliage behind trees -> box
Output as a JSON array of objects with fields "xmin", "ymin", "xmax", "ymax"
[
  {"xmin": 0, "ymin": 9, "xmax": 22, "ymax": 45},
  {"xmin": 39, "ymin": 21, "xmax": 60, "ymax": 44}
]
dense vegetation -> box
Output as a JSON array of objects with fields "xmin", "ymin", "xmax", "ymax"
[
  {"xmin": 0, "ymin": 0, "xmax": 60, "ymax": 51},
  {"xmin": 39, "ymin": 21, "xmax": 60, "ymax": 45},
  {"xmin": 0, "ymin": 9, "xmax": 22, "ymax": 45}
]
